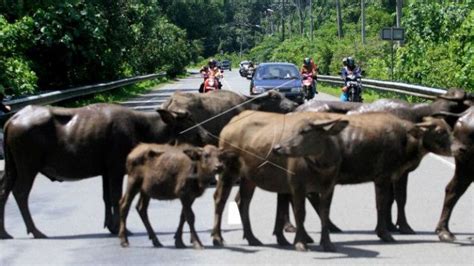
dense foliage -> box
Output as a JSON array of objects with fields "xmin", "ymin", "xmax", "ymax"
[{"xmin": 0, "ymin": 0, "xmax": 472, "ymax": 95}]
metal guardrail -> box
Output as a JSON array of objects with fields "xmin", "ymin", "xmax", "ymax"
[
  {"xmin": 317, "ymin": 75, "xmax": 447, "ymax": 100},
  {"xmin": 4, "ymin": 72, "xmax": 166, "ymax": 112}
]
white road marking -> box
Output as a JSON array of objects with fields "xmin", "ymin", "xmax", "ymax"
[
  {"xmin": 429, "ymin": 153, "xmax": 455, "ymax": 169},
  {"xmin": 222, "ymin": 77, "xmax": 233, "ymax": 90},
  {"xmin": 227, "ymin": 201, "xmax": 242, "ymax": 225}
]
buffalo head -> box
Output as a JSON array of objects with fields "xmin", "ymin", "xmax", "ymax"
[
  {"xmin": 272, "ymin": 118, "xmax": 349, "ymax": 156},
  {"xmin": 250, "ymin": 91, "xmax": 298, "ymax": 113},
  {"xmin": 409, "ymin": 117, "xmax": 452, "ymax": 156}
]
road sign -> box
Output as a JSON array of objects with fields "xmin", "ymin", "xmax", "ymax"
[
  {"xmin": 381, "ymin": 27, "xmax": 405, "ymax": 41},
  {"xmin": 381, "ymin": 27, "xmax": 405, "ymax": 80}
]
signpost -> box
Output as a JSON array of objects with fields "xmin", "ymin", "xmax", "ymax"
[{"xmin": 381, "ymin": 27, "xmax": 405, "ymax": 80}]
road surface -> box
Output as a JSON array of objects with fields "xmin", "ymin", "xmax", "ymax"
[{"xmin": 1, "ymin": 70, "xmax": 472, "ymax": 265}]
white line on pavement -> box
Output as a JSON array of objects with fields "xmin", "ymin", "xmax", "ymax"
[{"xmin": 429, "ymin": 153, "xmax": 455, "ymax": 169}]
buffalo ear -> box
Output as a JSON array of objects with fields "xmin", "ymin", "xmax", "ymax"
[
  {"xmin": 310, "ymin": 119, "xmax": 349, "ymax": 135},
  {"xmin": 183, "ymin": 148, "xmax": 203, "ymax": 161},
  {"xmin": 156, "ymin": 109, "xmax": 176, "ymax": 125},
  {"xmin": 410, "ymin": 121, "xmax": 437, "ymax": 138}
]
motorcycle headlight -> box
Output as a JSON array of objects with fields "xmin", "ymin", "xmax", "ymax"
[
  {"xmin": 252, "ymin": 86, "xmax": 265, "ymax": 94},
  {"xmin": 291, "ymin": 87, "xmax": 301, "ymax": 92},
  {"xmin": 208, "ymin": 80, "xmax": 215, "ymax": 87}
]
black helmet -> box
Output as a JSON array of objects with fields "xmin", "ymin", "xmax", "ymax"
[
  {"xmin": 208, "ymin": 59, "xmax": 217, "ymax": 68},
  {"xmin": 304, "ymin": 57, "xmax": 311, "ymax": 66},
  {"xmin": 346, "ymin": 57, "xmax": 355, "ymax": 68},
  {"xmin": 342, "ymin": 57, "xmax": 348, "ymax": 66}
]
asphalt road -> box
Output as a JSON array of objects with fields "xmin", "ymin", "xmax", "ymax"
[{"xmin": 1, "ymin": 70, "xmax": 473, "ymax": 265}]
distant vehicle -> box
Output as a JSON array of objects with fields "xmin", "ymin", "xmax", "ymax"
[
  {"xmin": 249, "ymin": 62, "xmax": 304, "ymax": 104},
  {"xmin": 239, "ymin": 60, "xmax": 250, "ymax": 77},
  {"xmin": 221, "ymin": 60, "xmax": 231, "ymax": 71}
]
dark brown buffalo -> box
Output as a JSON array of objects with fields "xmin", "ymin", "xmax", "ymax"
[
  {"xmin": 160, "ymin": 90, "xmax": 298, "ymax": 145},
  {"xmin": 119, "ymin": 144, "xmax": 234, "ymax": 249},
  {"xmin": 435, "ymin": 106, "xmax": 474, "ymax": 242},
  {"xmin": 213, "ymin": 111, "xmax": 353, "ymax": 251},
  {"xmin": 0, "ymin": 104, "xmax": 206, "ymax": 239},
  {"xmin": 288, "ymin": 88, "xmax": 472, "ymax": 235},
  {"xmin": 270, "ymin": 111, "xmax": 451, "ymax": 251}
]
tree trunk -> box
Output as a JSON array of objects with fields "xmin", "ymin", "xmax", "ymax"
[
  {"xmin": 336, "ymin": 0, "xmax": 343, "ymax": 39},
  {"xmin": 310, "ymin": 0, "xmax": 314, "ymax": 40},
  {"xmin": 361, "ymin": 0, "xmax": 366, "ymax": 45}
]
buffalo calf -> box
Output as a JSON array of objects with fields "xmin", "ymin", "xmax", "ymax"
[{"xmin": 118, "ymin": 144, "xmax": 232, "ymax": 249}]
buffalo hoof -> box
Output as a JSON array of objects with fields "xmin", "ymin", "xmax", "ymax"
[
  {"xmin": 321, "ymin": 242, "xmax": 337, "ymax": 252},
  {"xmin": 398, "ymin": 224, "xmax": 416, "ymax": 235},
  {"xmin": 387, "ymin": 222, "xmax": 398, "ymax": 232},
  {"xmin": 329, "ymin": 222, "xmax": 343, "ymax": 233},
  {"xmin": 212, "ymin": 237, "xmax": 225, "ymax": 246},
  {"xmin": 192, "ymin": 241, "xmax": 204, "ymax": 250},
  {"xmin": 294, "ymin": 242, "xmax": 308, "ymax": 252},
  {"xmin": 276, "ymin": 234, "xmax": 291, "ymax": 246},
  {"xmin": 120, "ymin": 241, "xmax": 130, "ymax": 248},
  {"xmin": 175, "ymin": 239, "xmax": 186, "ymax": 249},
  {"xmin": 437, "ymin": 230, "xmax": 456, "ymax": 242},
  {"xmin": 247, "ymin": 237, "xmax": 263, "ymax": 246},
  {"xmin": 377, "ymin": 231, "xmax": 396, "ymax": 242},
  {"xmin": 107, "ymin": 225, "xmax": 119, "ymax": 235},
  {"xmin": 0, "ymin": 231, "xmax": 13, "ymax": 239},
  {"xmin": 152, "ymin": 239, "xmax": 163, "ymax": 248},
  {"xmin": 32, "ymin": 230, "xmax": 48, "ymax": 239},
  {"xmin": 284, "ymin": 222, "xmax": 297, "ymax": 233}
]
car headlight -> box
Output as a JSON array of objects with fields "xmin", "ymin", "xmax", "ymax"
[
  {"xmin": 291, "ymin": 87, "xmax": 301, "ymax": 92},
  {"xmin": 252, "ymin": 86, "xmax": 265, "ymax": 94}
]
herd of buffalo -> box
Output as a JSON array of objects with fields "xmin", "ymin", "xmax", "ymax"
[{"xmin": 0, "ymin": 88, "xmax": 472, "ymax": 252}]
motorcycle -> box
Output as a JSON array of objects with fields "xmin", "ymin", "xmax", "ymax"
[
  {"xmin": 344, "ymin": 73, "xmax": 363, "ymax": 102},
  {"xmin": 202, "ymin": 74, "xmax": 220, "ymax": 93},
  {"xmin": 302, "ymin": 73, "xmax": 315, "ymax": 100}
]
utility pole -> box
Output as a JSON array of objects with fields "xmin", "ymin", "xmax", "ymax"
[
  {"xmin": 281, "ymin": 0, "xmax": 286, "ymax": 41},
  {"xmin": 396, "ymin": 0, "xmax": 402, "ymax": 28},
  {"xmin": 309, "ymin": 0, "xmax": 314, "ymax": 41},
  {"xmin": 336, "ymin": 0, "xmax": 343, "ymax": 39},
  {"xmin": 361, "ymin": 0, "xmax": 366, "ymax": 45}
]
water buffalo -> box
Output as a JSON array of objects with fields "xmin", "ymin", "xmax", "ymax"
[
  {"xmin": 119, "ymin": 144, "xmax": 234, "ymax": 249},
  {"xmin": 0, "ymin": 104, "xmax": 207, "ymax": 239},
  {"xmin": 288, "ymin": 88, "xmax": 471, "ymax": 235},
  {"xmin": 212, "ymin": 110, "xmax": 349, "ymax": 251},
  {"xmin": 435, "ymin": 106, "xmax": 474, "ymax": 242},
  {"xmin": 271, "ymin": 112, "xmax": 451, "ymax": 251},
  {"xmin": 160, "ymin": 90, "xmax": 298, "ymax": 145}
]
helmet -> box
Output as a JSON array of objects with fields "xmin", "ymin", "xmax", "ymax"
[
  {"xmin": 342, "ymin": 57, "xmax": 348, "ymax": 66},
  {"xmin": 346, "ymin": 57, "xmax": 355, "ymax": 68},
  {"xmin": 304, "ymin": 57, "xmax": 311, "ymax": 66},
  {"xmin": 208, "ymin": 59, "xmax": 217, "ymax": 68}
]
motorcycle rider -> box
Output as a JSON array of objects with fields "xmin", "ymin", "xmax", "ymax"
[
  {"xmin": 340, "ymin": 56, "xmax": 362, "ymax": 101},
  {"xmin": 300, "ymin": 57, "xmax": 318, "ymax": 94},
  {"xmin": 199, "ymin": 59, "xmax": 223, "ymax": 92}
]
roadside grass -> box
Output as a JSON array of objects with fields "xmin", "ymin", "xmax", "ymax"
[{"xmin": 57, "ymin": 72, "xmax": 191, "ymax": 108}]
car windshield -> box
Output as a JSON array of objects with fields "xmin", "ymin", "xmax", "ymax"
[{"xmin": 255, "ymin": 65, "xmax": 300, "ymax": 80}]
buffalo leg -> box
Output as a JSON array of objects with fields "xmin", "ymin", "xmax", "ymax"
[
  {"xmin": 211, "ymin": 173, "xmax": 236, "ymax": 246},
  {"xmin": 174, "ymin": 210, "xmax": 187, "ymax": 248},
  {"xmin": 319, "ymin": 188, "xmax": 336, "ymax": 252},
  {"xmin": 375, "ymin": 181, "xmax": 395, "ymax": 242},
  {"xmin": 136, "ymin": 193, "xmax": 162, "ymax": 247},
  {"xmin": 273, "ymin": 193, "xmax": 292, "ymax": 245},
  {"xmin": 107, "ymin": 169, "xmax": 125, "ymax": 235},
  {"xmin": 237, "ymin": 178, "xmax": 262, "ymax": 246},
  {"xmin": 0, "ymin": 171, "xmax": 14, "ymax": 239},
  {"xmin": 393, "ymin": 172, "xmax": 415, "ymax": 234},
  {"xmin": 306, "ymin": 192, "xmax": 343, "ymax": 233},
  {"xmin": 118, "ymin": 177, "xmax": 141, "ymax": 248},
  {"xmin": 12, "ymin": 167, "xmax": 46, "ymax": 239},
  {"xmin": 291, "ymin": 188, "xmax": 309, "ymax": 251},
  {"xmin": 435, "ymin": 170, "xmax": 472, "ymax": 242},
  {"xmin": 181, "ymin": 196, "xmax": 203, "ymax": 249},
  {"xmin": 102, "ymin": 175, "xmax": 114, "ymax": 233},
  {"xmin": 385, "ymin": 182, "xmax": 398, "ymax": 232}
]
